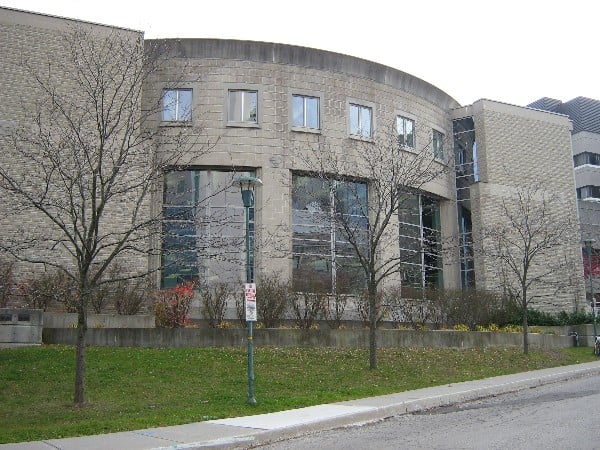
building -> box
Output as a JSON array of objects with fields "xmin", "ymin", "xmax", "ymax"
[
  {"xmin": 528, "ymin": 96, "xmax": 600, "ymax": 304},
  {"xmin": 0, "ymin": 6, "xmax": 586, "ymax": 317}
]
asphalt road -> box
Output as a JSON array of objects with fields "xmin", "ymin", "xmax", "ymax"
[{"xmin": 258, "ymin": 373, "xmax": 600, "ymax": 450}]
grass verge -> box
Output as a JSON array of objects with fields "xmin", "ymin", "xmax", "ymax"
[{"xmin": 0, "ymin": 345, "xmax": 596, "ymax": 443}]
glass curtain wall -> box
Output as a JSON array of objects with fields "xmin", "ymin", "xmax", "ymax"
[
  {"xmin": 399, "ymin": 193, "xmax": 443, "ymax": 289},
  {"xmin": 162, "ymin": 169, "xmax": 254, "ymax": 288},
  {"xmin": 292, "ymin": 174, "xmax": 368, "ymax": 293},
  {"xmin": 453, "ymin": 117, "xmax": 477, "ymax": 287}
]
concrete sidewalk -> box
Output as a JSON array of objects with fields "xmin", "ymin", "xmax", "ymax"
[{"xmin": 4, "ymin": 361, "xmax": 600, "ymax": 450}]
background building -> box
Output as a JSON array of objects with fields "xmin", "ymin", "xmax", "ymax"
[{"xmin": 528, "ymin": 96, "xmax": 600, "ymax": 304}]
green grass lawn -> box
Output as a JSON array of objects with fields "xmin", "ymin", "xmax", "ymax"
[{"xmin": 0, "ymin": 345, "xmax": 596, "ymax": 444}]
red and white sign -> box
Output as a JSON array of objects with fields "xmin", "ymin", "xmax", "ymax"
[{"xmin": 244, "ymin": 283, "xmax": 257, "ymax": 321}]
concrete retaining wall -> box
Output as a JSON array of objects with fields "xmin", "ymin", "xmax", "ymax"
[
  {"xmin": 42, "ymin": 327, "xmax": 573, "ymax": 349},
  {"xmin": 0, "ymin": 308, "xmax": 43, "ymax": 346},
  {"xmin": 43, "ymin": 313, "xmax": 155, "ymax": 329}
]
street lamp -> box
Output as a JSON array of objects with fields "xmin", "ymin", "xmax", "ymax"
[
  {"xmin": 237, "ymin": 175, "xmax": 262, "ymax": 405},
  {"xmin": 584, "ymin": 239, "xmax": 597, "ymax": 350}
]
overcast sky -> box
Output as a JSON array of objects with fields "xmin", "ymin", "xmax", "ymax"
[{"xmin": 2, "ymin": 0, "xmax": 597, "ymax": 107}]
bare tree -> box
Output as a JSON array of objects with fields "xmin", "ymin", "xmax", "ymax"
[
  {"xmin": 296, "ymin": 121, "xmax": 451, "ymax": 368},
  {"xmin": 484, "ymin": 183, "xmax": 578, "ymax": 354},
  {"xmin": 0, "ymin": 27, "xmax": 211, "ymax": 405}
]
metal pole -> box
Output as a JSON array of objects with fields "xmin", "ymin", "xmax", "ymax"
[
  {"xmin": 586, "ymin": 241, "xmax": 597, "ymax": 351},
  {"xmin": 245, "ymin": 202, "xmax": 256, "ymax": 405}
]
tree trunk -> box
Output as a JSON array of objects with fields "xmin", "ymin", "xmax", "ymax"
[
  {"xmin": 74, "ymin": 302, "xmax": 87, "ymax": 406},
  {"xmin": 368, "ymin": 283, "xmax": 378, "ymax": 369}
]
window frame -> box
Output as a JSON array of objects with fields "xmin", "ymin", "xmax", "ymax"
[
  {"xmin": 226, "ymin": 85, "xmax": 261, "ymax": 127},
  {"xmin": 396, "ymin": 115, "xmax": 416, "ymax": 149},
  {"xmin": 291, "ymin": 173, "xmax": 369, "ymax": 294},
  {"xmin": 398, "ymin": 192, "xmax": 443, "ymax": 289},
  {"xmin": 290, "ymin": 91, "xmax": 322, "ymax": 133},
  {"xmin": 162, "ymin": 88, "xmax": 193, "ymax": 123},
  {"xmin": 347, "ymin": 99, "xmax": 375, "ymax": 139},
  {"xmin": 574, "ymin": 152, "xmax": 600, "ymax": 167},
  {"xmin": 161, "ymin": 168, "xmax": 257, "ymax": 288},
  {"xmin": 432, "ymin": 128, "xmax": 445, "ymax": 160}
]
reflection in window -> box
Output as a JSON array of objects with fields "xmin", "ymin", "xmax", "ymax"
[
  {"xmin": 399, "ymin": 193, "xmax": 443, "ymax": 289},
  {"xmin": 292, "ymin": 95, "xmax": 320, "ymax": 129},
  {"xmin": 162, "ymin": 169, "xmax": 254, "ymax": 288},
  {"xmin": 162, "ymin": 89, "xmax": 192, "ymax": 122},
  {"xmin": 228, "ymin": 90, "xmax": 258, "ymax": 123},
  {"xmin": 292, "ymin": 174, "xmax": 368, "ymax": 293},
  {"xmin": 397, "ymin": 116, "xmax": 415, "ymax": 148},
  {"xmin": 349, "ymin": 103, "xmax": 372, "ymax": 137}
]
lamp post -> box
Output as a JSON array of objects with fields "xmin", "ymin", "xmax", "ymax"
[
  {"xmin": 237, "ymin": 175, "xmax": 262, "ymax": 405},
  {"xmin": 584, "ymin": 239, "xmax": 597, "ymax": 349}
]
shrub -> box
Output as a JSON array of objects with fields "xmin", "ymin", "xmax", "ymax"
[
  {"xmin": 291, "ymin": 289, "xmax": 325, "ymax": 330},
  {"xmin": 152, "ymin": 283, "xmax": 194, "ymax": 328},
  {"xmin": 89, "ymin": 283, "xmax": 111, "ymax": 314},
  {"xmin": 255, "ymin": 273, "xmax": 290, "ymax": 328},
  {"xmin": 321, "ymin": 293, "xmax": 348, "ymax": 329},
  {"xmin": 17, "ymin": 271, "xmax": 78, "ymax": 312},
  {"xmin": 505, "ymin": 308, "xmax": 595, "ymax": 327},
  {"xmin": 357, "ymin": 289, "xmax": 389, "ymax": 328},
  {"xmin": 234, "ymin": 293, "xmax": 247, "ymax": 327},
  {"xmin": 113, "ymin": 278, "xmax": 149, "ymax": 315},
  {"xmin": 385, "ymin": 286, "xmax": 435, "ymax": 330},
  {"xmin": 199, "ymin": 283, "xmax": 230, "ymax": 328},
  {"xmin": 0, "ymin": 260, "xmax": 14, "ymax": 308}
]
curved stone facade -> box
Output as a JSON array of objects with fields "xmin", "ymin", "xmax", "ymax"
[{"xmin": 145, "ymin": 38, "xmax": 462, "ymax": 290}]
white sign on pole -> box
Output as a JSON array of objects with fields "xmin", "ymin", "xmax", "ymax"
[{"xmin": 244, "ymin": 283, "xmax": 257, "ymax": 321}]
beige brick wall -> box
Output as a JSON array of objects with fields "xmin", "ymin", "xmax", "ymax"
[{"xmin": 0, "ymin": 8, "xmax": 150, "ymax": 282}]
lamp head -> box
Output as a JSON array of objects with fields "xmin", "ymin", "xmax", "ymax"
[{"xmin": 236, "ymin": 176, "xmax": 262, "ymax": 208}]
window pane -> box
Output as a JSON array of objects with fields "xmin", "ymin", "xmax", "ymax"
[
  {"xmin": 292, "ymin": 95, "xmax": 304, "ymax": 127},
  {"xmin": 162, "ymin": 90, "xmax": 177, "ymax": 121},
  {"xmin": 350, "ymin": 104, "xmax": 359, "ymax": 135},
  {"xmin": 243, "ymin": 91, "xmax": 258, "ymax": 122},
  {"xmin": 306, "ymin": 97, "xmax": 319, "ymax": 129},
  {"xmin": 433, "ymin": 130, "xmax": 444, "ymax": 159},
  {"xmin": 405, "ymin": 119, "xmax": 414, "ymax": 147},
  {"xmin": 178, "ymin": 90, "xmax": 192, "ymax": 121},
  {"xmin": 398, "ymin": 117, "xmax": 407, "ymax": 146},
  {"xmin": 361, "ymin": 107, "xmax": 372, "ymax": 137},
  {"xmin": 228, "ymin": 91, "xmax": 242, "ymax": 122}
]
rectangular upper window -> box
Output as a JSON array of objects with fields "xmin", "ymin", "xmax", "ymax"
[
  {"xmin": 574, "ymin": 152, "xmax": 600, "ymax": 167},
  {"xmin": 397, "ymin": 116, "xmax": 415, "ymax": 148},
  {"xmin": 432, "ymin": 129, "xmax": 444, "ymax": 159},
  {"xmin": 228, "ymin": 90, "xmax": 258, "ymax": 123},
  {"xmin": 577, "ymin": 185, "xmax": 600, "ymax": 200},
  {"xmin": 292, "ymin": 94, "xmax": 320, "ymax": 130},
  {"xmin": 349, "ymin": 103, "xmax": 372, "ymax": 138},
  {"xmin": 162, "ymin": 89, "xmax": 192, "ymax": 122}
]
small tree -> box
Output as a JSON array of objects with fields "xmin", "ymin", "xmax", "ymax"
[
  {"xmin": 485, "ymin": 183, "xmax": 579, "ymax": 354},
  {"xmin": 199, "ymin": 282, "xmax": 231, "ymax": 328},
  {"xmin": 0, "ymin": 27, "xmax": 210, "ymax": 405},
  {"xmin": 297, "ymin": 121, "xmax": 450, "ymax": 368}
]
